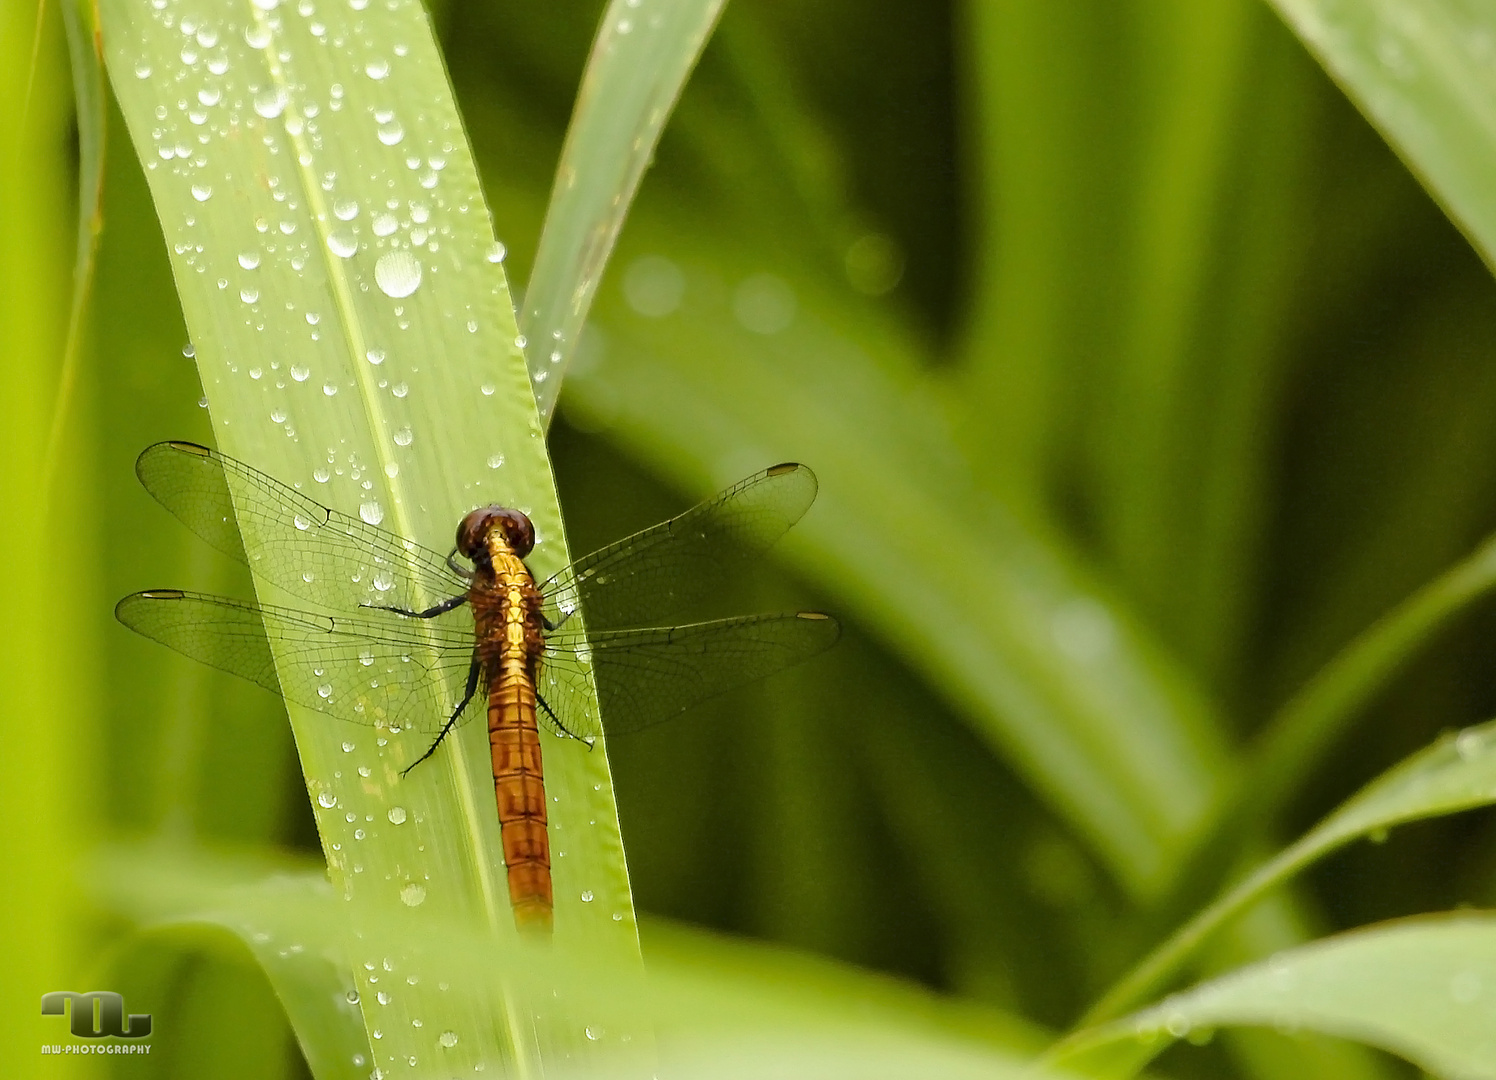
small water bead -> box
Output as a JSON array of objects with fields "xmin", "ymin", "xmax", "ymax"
[
  {"xmin": 372, "ymin": 213, "xmax": 398, "ymax": 237},
  {"xmin": 387, "ymin": 806, "xmax": 407, "ymax": 825},
  {"xmin": 346, "ymin": 989, "xmax": 360, "ymax": 1005},
  {"xmin": 254, "ymin": 88, "xmax": 286, "ymax": 118},
  {"xmin": 375, "ymin": 251, "xmax": 422, "ymax": 298},
  {"xmin": 377, "ymin": 991, "xmax": 391, "ymax": 1005},
  {"xmin": 584, "ymin": 1027, "xmax": 600, "ymax": 1041},
  {"xmin": 514, "ymin": 334, "xmax": 528, "ymax": 350},
  {"xmin": 313, "ymin": 467, "xmax": 330, "ymax": 483},
  {"xmin": 480, "ymin": 383, "xmax": 494, "ymax": 396},
  {"xmin": 372, "ymin": 570, "xmax": 394, "ymax": 592},
  {"xmin": 400, "ymin": 882, "xmax": 426, "ymax": 906},
  {"xmin": 365, "ymin": 57, "xmax": 390, "ymax": 79},
  {"xmin": 245, "ymin": 24, "xmax": 272, "ymax": 48},
  {"xmin": 581, "ymin": 889, "xmax": 594, "ymax": 903},
  {"xmin": 197, "ymin": 87, "xmax": 221, "ymax": 107},
  {"xmin": 366, "ymin": 348, "xmax": 385, "ymax": 365},
  {"xmin": 358, "ymin": 765, "xmax": 371, "ymax": 778},
  {"xmin": 327, "ymin": 232, "xmax": 357, "ymax": 258},
  {"xmin": 306, "ymin": 312, "xmax": 320, "ymax": 325},
  {"xmin": 238, "ymin": 250, "xmax": 261, "ymax": 269},
  {"xmin": 191, "ymin": 184, "xmax": 213, "ymax": 202},
  {"xmin": 439, "ymin": 1031, "xmax": 458, "ymax": 1048},
  {"xmin": 360, "ymin": 501, "xmax": 385, "ymax": 525},
  {"xmin": 393, "ymin": 426, "xmax": 413, "ymax": 447},
  {"xmin": 134, "ymin": 59, "xmax": 152, "ymax": 78},
  {"xmin": 353, "ymin": 828, "xmax": 366, "ymax": 839},
  {"xmin": 342, "ymin": 741, "xmax": 356, "ymax": 753},
  {"xmin": 334, "ymin": 198, "xmax": 359, "ymax": 221},
  {"xmin": 317, "ymin": 791, "xmax": 337, "ymax": 808},
  {"xmin": 377, "ymin": 121, "xmax": 405, "ymax": 146},
  {"xmin": 291, "ymin": 364, "xmax": 310, "ymax": 382},
  {"xmin": 323, "ymin": 383, "xmax": 338, "ymax": 396},
  {"xmin": 391, "ymin": 382, "xmax": 408, "ymax": 398},
  {"xmin": 250, "ymin": 367, "xmax": 264, "ymax": 380},
  {"xmin": 270, "ymin": 407, "xmax": 288, "ymax": 423}
]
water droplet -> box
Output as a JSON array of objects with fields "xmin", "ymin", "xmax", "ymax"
[
  {"xmin": 345, "ymin": 989, "xmax": 360, "ymax": 1004},
  {"xmin": 372, "ymin": 570, "xmax": 394, "ymax": 592},
  {"xmin": 581, "ymin": 889, "xmax": 594, "ymax": 902},
  {"xmin": 360, "ymin": 500, "xmax": 385, "ymax": 525},
  {"xmin": 372, "ymin": 213, "xmax": 398, "ymax": 237},
  {"xmin": 377, "ymin": 991, "xmax": 391, "ymax": 1005},
  {"xmin": 384, "ymin": 462, "xmax": 399, "ymax": 478},
  {"xmin": 313, "ymin": 467, "xmax": 329, "ymax": 482},
  {"xmin": 400, "ymin": 882, "xmax": 426, "ymax": 906},
  {"xmin": 327, "ymin": 231, "xmax": 357, "ymax": 258},
  {"xmin": 317, "ymin": 683, "xmax": 333, "ymax": 699},
  {"xmin": 485, "ymin": 241, "xmax": 506, "ymax": 264},
  {"xmin": 293, "ymin": 513, "xmax": 312, "ymax": 531},
  {"xmin": 323, "ymin": 382, "xmax": 338, "ymax": 397},
  {"xmin": 291, "ymin": 364, "xmax": 310, "ymax": 382},
  {"xmin": 439, "ymin": 1031, "xmax": 458, "ymax": 1048},
  {"xmin": 182, "ymin": 342, "xmax": 196, "ymax": 358},
  {"xmin": 377, "ymin": 121, "xmax": 404, "ymax": 146},
  {"xmin": 317, "ymin": 791, "xmax": 337, "ymax": 808},
  {"xmin": 1457, "ymin": 729, "xmax": 1484, "ymax": 761},
  {"xmin": 391, "ymin": 382, "xmax": 408, "ymax": 398},
  {"xmin": 197, "ymin": 87, "xmax": 221, "ymax": 107},
  {"xmin": 240, "ymin": 286, "xmax": 259, "ymax": 304},
  {"xmin": 387, "ymin": 806, "xmax": 407, "ymax": 824},
  {"xmin": 133, "ymin": 59, "xmax": 152, "ymax": 79},
  {"xmin": 365, "ymin": 57, "xmax": 390, "ymax": 79},
  {"xmin": 253, "ymin": 87, "xmax": 287, "ymax": 118},
  {"xmin": 584, "ymin": 1026, "xmax": 600, "ymax": 1041},
  {"xmin": 366, "ymin": 348, "xmax": 385, "ymax": 365},
  {"xmin": 342, "ymin": 740, "xmax": 356, "ymax": 752},
  {"xmin": 392, "ymin": 426, "xmax": 413, "ymax": 447},
  {"xmin": 480, "ymin": 383, "xmax": 494, "ymax": 396},
  {"xmin": 191, "ymin": 184, "xmax": 213, "ymax": 202},
  {"xmin": 375, "ymin": 251, "xmax": 422, "ymax": 298},
  {"xmin": 487, "ymin": 454, "xmax": 504, "ymax": 469},
  {"xmin": 245, "ymin": 24, "xmax": 272, "ymax": 48},
  {"xmin": 334, "ymin": 198, "xmax": 359, "ymax": 221},
  {"xmin": 238, "ymin": 250, "xmax": 261, "ymax": 270}
]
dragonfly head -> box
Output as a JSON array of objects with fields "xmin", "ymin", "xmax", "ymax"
[{"xmin": 457, "ymin": 505, "xmax": 536, "ymax": 562}]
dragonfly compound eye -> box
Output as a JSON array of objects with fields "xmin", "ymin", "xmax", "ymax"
[{"xmin": 456, "ymin": 506, "xmax": 535, "ymax": 559}]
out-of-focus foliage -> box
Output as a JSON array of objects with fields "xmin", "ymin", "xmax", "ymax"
[{"xmin": 13, "ymin": 0, "xmax": 1496, "ymax": 1077}]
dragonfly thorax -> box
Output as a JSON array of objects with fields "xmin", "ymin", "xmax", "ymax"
[{"xmin": 457, "ymin": 505, "xmax": 535, "ymax": 565}]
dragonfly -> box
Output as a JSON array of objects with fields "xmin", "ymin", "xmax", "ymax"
[{"xmin": 116, "ymin": 442, "xmax": 839, "ymax": 933}]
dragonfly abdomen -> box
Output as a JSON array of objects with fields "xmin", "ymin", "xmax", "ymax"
[{"xmin": 476, "ymin": 544, "xmax": 552, "ymax": 934}]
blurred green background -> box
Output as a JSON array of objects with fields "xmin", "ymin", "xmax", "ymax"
[{"xmin": 10, "ymin": 0, "xmax": 1496, "ymax": 1077}]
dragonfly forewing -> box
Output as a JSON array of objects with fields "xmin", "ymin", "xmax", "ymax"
[
  {"xmin": 541, "ymin": 462, "xmax": 818, "ymax": 631},
  {"xmin": 136, "ymin": 441, "xmax": 467, "ymax": 616}
]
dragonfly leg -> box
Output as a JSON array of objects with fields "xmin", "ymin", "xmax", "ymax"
[
  {"xmin": 401, "ymin": 650, "xmax": 482, "ymax": 776},
  {"xmin": 446, "ymin": 549, "xmax": 475, "ymax": 580},
  {"xmin": 365, "ymin": 593, "xmax": 469, "ymax": 619},
  {"xmin": 537, "ymin": 693, "xmax": 595, "ymax": 749}
]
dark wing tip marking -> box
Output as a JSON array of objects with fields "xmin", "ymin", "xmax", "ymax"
[
  {"xmin": 767, "ymin": 462, "xmax": 802, "ymax": 476},
  {"xmin": 138, "ymin": 589, "xmax": 186, "ymax": 600},
  {"xmin": 166, "ymin": 440, "xmax": 213, "ymax": 456}
]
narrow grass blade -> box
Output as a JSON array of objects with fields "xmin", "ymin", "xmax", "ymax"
[
  {"xmin": 1269, "ymin": 0, "xmax": 1496, "ymax": 269},
  {"xmin": 1053, "ymin": 914, "xmax": 1496, "ymax": 1080},
  {"xmin": 98, "ymin": 0, "xmax": 638, "ymax": 1072},
  {"xmin": 521, "ymin": 0, "xmax": 726, "ymax": 424},
  {"xmin": 43, "ymin": 0, "xmax": 107, "ymax": 493},
  {"xmin": 1196, "ymin": 527, "xmax": 1496, "ymax": 866},
  {"xmin": 1083, "ymin": 716, "xmax": 1496, "ymax": 1025}
]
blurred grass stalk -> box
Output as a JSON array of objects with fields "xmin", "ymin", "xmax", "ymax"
[{"xmin": 1, "ymin": 0, "xmax": 101, "ymax": 1074}]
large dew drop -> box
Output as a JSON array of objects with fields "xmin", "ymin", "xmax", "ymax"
[{"xmin": 375, "ymin": 251, "xmax": 422, "ymax": 298}]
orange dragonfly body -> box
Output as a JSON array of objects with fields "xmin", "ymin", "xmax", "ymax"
[{"xmin": 118, "ymin": 443, "xmax": 838, "ymax": 933}]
